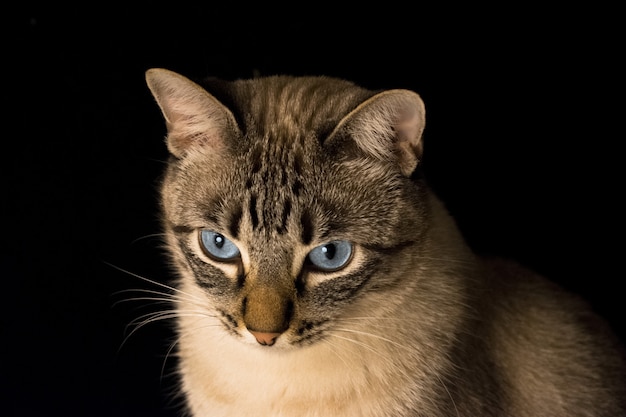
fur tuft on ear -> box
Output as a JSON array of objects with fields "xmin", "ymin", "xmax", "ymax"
[
  {"xmin": 326, "ymin": 89, "xmax": 426, "ymax": 176},
  {"xmin": 145, "ymin": 68, "xmax": 238, "ymax": 158}
]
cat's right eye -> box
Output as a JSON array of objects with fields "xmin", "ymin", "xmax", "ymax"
[
  {"xmin": 307, "ymin": 240, "xmax": 353, "ymax": 272},
  {"xmin": 199, "ymin": 230, "xmax": 241, "ymax": 262}
]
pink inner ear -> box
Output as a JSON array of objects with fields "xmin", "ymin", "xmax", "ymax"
[
  {"xmin": 164, "ymin": 109, "xmax": 227, "ymax": 157},
  {"xmin": 395, "ymin": 106, "xmax": 423, "ymax": 145},
  {"xmin": 395, "ymin": 106, "xmax": 424, "ymax": 165},
  {"xmin": 326, "ymin": 89, "xmax": 425, "ymax": 177},
  {"xmin": 147, "ymin": 70, "xmax": 236, "ymax": 157}
]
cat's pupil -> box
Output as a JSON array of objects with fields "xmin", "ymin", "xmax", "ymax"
[
  {"xmin": 214, "ymin": 234, "xmax": 225, "ymax": 249},
  {"xmin": 321, "ymin": 244, "xmax": 336, "ymax": 259}
]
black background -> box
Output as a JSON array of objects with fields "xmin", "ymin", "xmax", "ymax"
[{"xmin": 6, "ymin": 6, "xmax": 623, "ymax": 416}]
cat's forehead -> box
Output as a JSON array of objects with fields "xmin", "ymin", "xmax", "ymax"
[{"xmin": 203, "ymin": 76, "xmax": 374, "ymax": 142}]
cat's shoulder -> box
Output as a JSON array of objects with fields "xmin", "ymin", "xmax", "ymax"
[
  {"xmin": 479, "ymin": 256, "xmax": 620, "ymax": 341},
  {"xmin": 482, "ymin": 257, "xmax": 570, "ymax": 295}
]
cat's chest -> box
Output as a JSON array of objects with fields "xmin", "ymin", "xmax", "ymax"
[{"xmin": 178, "ymin": 319, "xmax": 411, "ymax": 417}]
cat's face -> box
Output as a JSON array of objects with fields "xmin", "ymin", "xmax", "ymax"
[{"xmin": 147, "ymin": 69, "xmax": 428, "ymax": 349}]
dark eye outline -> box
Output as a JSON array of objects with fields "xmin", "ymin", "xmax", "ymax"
[
  {"xmin": 198, "ymin": 230, "xmax": 241, "ymax": 262},
  {"xmin": 307, "ymin": 240, "xmax": 353, "ymax": 272}
]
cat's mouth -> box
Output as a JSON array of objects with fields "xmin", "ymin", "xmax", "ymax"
[{"xmin": 217, "ymin": 309, "xmax": 329, "ymax": 347}]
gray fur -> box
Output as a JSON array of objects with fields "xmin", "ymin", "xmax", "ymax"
[{"xmin": 145, "ymin": 68, "xmax": 626, "ymax": 417}]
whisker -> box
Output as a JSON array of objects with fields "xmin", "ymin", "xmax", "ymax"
[
  {"xmin": 104, "ymin": 261, "xmax": 198, "ymax": 301},
  {"xmin": 126, "ymin": 309, "xmax": 215, "ymax": 333},
  {"xmin": 119, "ymin": 310, "xmax": 215, "ymax": 353},
  {"xmin": 138, "ymin": 308, "xmax": 214, "ymax": 321},
  {"xmin": 144, "ymin": 157, "xmax": 169, "ymax": 165},
  {"xmin": 131, "ymin": 233, "xmax": 168, "ymax": 245},
  {"xmin": 333, "ymin": 328, "xmax": 413, "ymax": 352},
  {"xmin": 161, "ymin": 337, "xmax": 180, "ymax": 383},
  {"xmin": 336, "ymin": 316, "xmax": 415, "ymax": 327},
  {"xmin": 119, "ymin": 312, "xmax": 180, "ymax": 352},
  {"xmin": 434, "ymin": 372, "xmax": 459, "ymax": 417},
  {"xmin": 111, "ymin": 289, "xmax": 202, "ymax": 309},
  {"xmin": 112, "ymin": 293, "xmax": 174, "ymax": 308},
  {"xmin": 320, "ymin": 338, "xmax": 353, "ymax": 368},
  {"xmin": 126, "ymin": 310, "xmax": 180, "ymax": 329},
  {"xmin": 326, "ymin": 333, "xmax": 390, "ymax": 360},
  {"xmin": 113, "ymin": 287, "xmax": 175, "ymax": 298}
]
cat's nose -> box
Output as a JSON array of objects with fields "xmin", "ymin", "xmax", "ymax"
[
  {"xmin": 242, "ymin": 287, "xmax": 294, "ymax": 346},
  {"xmin": 249, "ymin": 330, "xmax": 281, "ymax": 346}
]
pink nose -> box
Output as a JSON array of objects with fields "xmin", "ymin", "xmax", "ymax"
[{"xmin": 250, "ymin": 331, "xmax": 281, "ymax": 346}]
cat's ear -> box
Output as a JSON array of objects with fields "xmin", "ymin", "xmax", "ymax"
[
  {"xmin": 326, "ymin": 90, "xmax": 425, "ymax": 176},
  {"xmin": 145, "ymin": 68, "xmax": 238, "ymax": 158}
]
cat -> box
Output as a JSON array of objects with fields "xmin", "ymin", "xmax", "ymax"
[{"xmin": 144, "ymin": 67, "xmax": 626, "ymax": 417}]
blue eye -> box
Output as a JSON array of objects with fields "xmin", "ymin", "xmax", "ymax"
[
  {"xmin": 307, "ymin": 241, "xmax": 353, "ymax": 271},
  {"xmin": 199, "ymin": 230, "xmax": 240, "ymax": 261}
]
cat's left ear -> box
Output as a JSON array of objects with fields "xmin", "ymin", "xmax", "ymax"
[
  {"xmin": 326, "ymin": 90, "xmax": 425, "ymax": 177},
  {"xmin": 145, "ymin": 68, "xmax": 239, "ymax": 158}
]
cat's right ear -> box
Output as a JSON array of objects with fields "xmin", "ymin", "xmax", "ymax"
[
  {"xmin": 145, "ymin": 68, "xmax": 239, "ymax": 158},
  {"xmin": 325, "ymin": 89, "xmax": 426, "ymax": 177}
]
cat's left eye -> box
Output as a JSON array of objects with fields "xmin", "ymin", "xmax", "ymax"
[
  {"xmin": 199, "ymin": 230, "xmax": 240, "ymax": 261},
  {"xmin": 307, "ymin": 240, "xmax": 353, "ymax": 272}
]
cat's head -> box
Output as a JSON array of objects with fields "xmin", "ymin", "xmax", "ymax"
[{"xmin": 146, "ymin": 68, "xmax": 429, "ymax": 348}]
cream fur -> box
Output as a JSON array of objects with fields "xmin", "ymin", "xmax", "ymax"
[{"xmin": 146, "ymin": 69, "xmax": 626, "ymax": 417}]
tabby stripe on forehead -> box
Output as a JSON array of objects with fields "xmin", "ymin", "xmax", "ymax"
[
  {"xmin": 300, "ymin": 210, "xmax": 314, "ymax": 245},
  {"xmin": 228, "ymin": 205, "xmax": 243, "ymax": 239},
  {"xmin": 249, "ymin": 195, "xmax": 259, "ymax": 230},
  {"xmin": 277, "ymin": 199, "xmax": 291, "ymax": 234},
  {"xmin": 291, "ymin": 178, "xmax": 302, "ymax": 197}
]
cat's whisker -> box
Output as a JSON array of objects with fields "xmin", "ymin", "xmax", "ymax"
[
  {"xmin": 336, "ymin": 316, "xmax": 416, "ymax": 326},
  {"xmin": 333, "ymin": 327, "xmax": 414, "ymax": 352},
  {"xmin": 434, "ymin": 373, "xmax": 460, "ymax": 417},
  {"xmin": 320, "ymin": 338, "xmax": 354, "ymax": 368},
  {"xmin": 107, "ymin": 260, "xmax": 219, "ymax": 356},
  {"xmin": 130, "ymin": 233, "xmax": 168, "ymax": 245},
  {"xmin": 112, "ymin": 290, "xmax": 175, "ymax": 306},
  {"xmin": 104, "ymin": 261, "xmax": 198, "ymax": 301},
  {"xmin": 112, "ymin": 288, "xmax": 204, "ymax": 309},
  {"xmin": 126, "ymin": 309, "xmax": 216, "ymax": 331},
  {"xmin": 126, "ymin": 309, "xmax": 180, "ymax": 329},
  {"xmin": 161, "ymin": 336, "xmax": 181, "ymax": 383},
  {"xmin": 326, "ymin": 333, "xmax": 392, "ymax": 361},
  {"xmin": 124, "ymin": 311, "xmax": 165, "ymax": 332},
  {"xmin": 119, "ymin": 310, "xmax": 216, "ymax": 354},
  {"xmin": 119, "ymin": 311, "xmax": 180, "ymax": 349},
  {"xmin": 144, "ymin": 156, "xmax": 169, "ymax": 165}
]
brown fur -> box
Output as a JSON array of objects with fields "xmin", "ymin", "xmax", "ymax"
[{"xmin": 145, "ymin": 68, "xmax": 626, "ymax": 416}]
